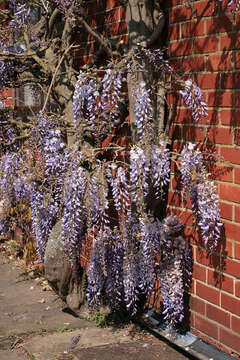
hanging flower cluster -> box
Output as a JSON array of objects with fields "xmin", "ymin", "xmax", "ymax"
[
  {"xmin": 8, "ymin": 0, "xmax": 30, "ymax": 29},
  {"xmin": 181, "ymin": 143, "xmax": 222, "ymax": 249},
  {"xmin": 159, "ymin": 216, "xmax": 191, "ymax": 328},
  {"xmin": 0, "ymin": 60, "xmax": 8, "ymax": 90},
  {"xmin": 179, "ymin": 79, "xmax": 208, "ymax": 123}
]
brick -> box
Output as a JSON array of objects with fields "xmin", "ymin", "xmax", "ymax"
[
  {"xmin": 208, "ymin": 268, "xmax": 234, "ymax": 294},
  {"xmin": 181, "ymin": 56, "xmax": 205, "ymax": 72},
  {"xmin": 220, "ymin": 109, "xmax": 239, "ymax": 126},
  {"xmin": 235, "ymin": 168, "xmax": 240, "ymax": 184},
  {"xmin": 206, "ymin": 303, "xmax": 230, "ymax": 328},
  {"xmin": 234, "ymin": 129, "xmax": 240, "ymax": 146},
  {"xmin": 169, "ymin": 6, "xmax": 192, "ymax": 23},
  {"xmin": 193, "ymin": 1, "xmax": 215, "ymax": 17},
  {"xmin": 221, "ymin": 72, "xmax": 240, "ymax": 89},
  {"xmin": 220, "ymin": 184, "xmax": 240, "ymax": 203},
  {"xmin": 194, "ymin": 36, "xmax": 219, "ymax": 54},
  {"xmin": 225, "ymin": 240, "xmax": 233, "ymax": 258},
  {"xmin": 236, "ymin": 281, "xmax": 240, "ymax": 297},
  {"xmin": 234, "ymin": 91, "xmax": 240, "ymax": 106},
  {"xmin": 234, "ymin": 205, "xmax": 240, "ymax": 222},
  {"xmin": 206, "ymin": 53, "xmax": 233, "ymax": 72},
  {"xmin": 235, "ymin": 243, "xmax": 240, "ymax": 260},
  {"xmin": 106, "ymin": 0, "xmax": 120, "ymax": 10},
  {"xmin": 208, "ymin": 127, "xmax": 233, "ymax": 145},
  {"xmin": 196, "ymin": 248, "xmax": 221, "ymax": 268},
  {"xmin": 196, "ymin": 281, "xmax": 220, "ymax": 305},
  {"xmin": 184, "ymin": 126, "xmax": 205, "ymax": 143},
  {"xmin": 221, "ymin": 146, "xmax": 240, "ymax": 165},
  {"xmin": 235, "ymin": 52, "xmax": 240, "ymax": 69},
  {"xmin": 193, "ymin": 263, "xmax": 207, "ymax": 282},
  {"xmin": 195, "ymin": 315, "xmax": 218, "ymax": 339},
  {"xmin": 166, "ymin": 0, "xmax": 182, "ymax": 6},
  {"xmin": 232, "ymin": 315, "xmax": 240, "ymax": 333},
  {"xmin": 190, "ymin": 296, "xmax": 206, "ymax": 315},
  {"xmin": 169, "ymin": 24, "xmax": 180, "ymax": 40},
  {"xmin": 168, "ymin": 190, "xmax": 182, "ymax": 208},
  {"xmin": 220, "ymin": 202, "xmax": 233, "ymax": 221},
  {"xmin": 181, "ymin": 21, "xmax": 205, "ymax": 38},
  {"xmin": 221, "ymin": 292, "xmax": 240, "ymax": 315},
  {"xmin": 221, "ymin": 34, "xmax": 240, "ymax": 51},
  {"xmin": 207, "ymin": 91, "xmax": 233, "ymax": 107},
  {"xmin": 224, "ymin": 222, "xmax": 240, "ymax": 242},
  {"xmin": 219, "ymin": 328, "xmax": 240, "ymax": 353},
  {"xmin": 197, "ymin": 73, "xmax": 220, "ymax": 89},
  {"xmin": 224, "ymin": 257, "xmax": 240, "ymax": 279},
  {"xmin": 170, "ymin": 40, "xmax": 193, "ymax": 56},
  {"xmin": 214, "ymin": 166, "xmax": 233, "ymax": 183},
  {"xmin": 205, "ymin": 16, "xmax": 232, "ymax": 34},
  {"xmin": 206, "ymin": 109, "xmax": 218, "ymax": 124},
  {"xmin": 105, "ymin": 8, "xmax": 119, "ymax": 24}
]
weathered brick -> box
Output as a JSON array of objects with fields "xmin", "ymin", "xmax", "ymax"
[
  {"xmin": 196, "ymin": 281, "xmax": 220, "ymax": 305},
  {"xmin": 221, "ymin": 292, "xmax": 240, "ymax": 315},
  {"xmin": 206, "ymin": 303, "xmax": 230, "ymax": 328},
  {"xmin": 194, "ymin": 36, "xmax": 219, "ymax": 54},
  {"xmin": 195, "ymin": 315, "xmax": 218, "ymax": 339},
  {"xmin": 219, "ymin": 328, "xmax": 240, "ymax": 353}
]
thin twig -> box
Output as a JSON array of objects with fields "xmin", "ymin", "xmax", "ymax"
[{"xmin": 41, "ymin": 44, "xmax": 74, "ymax": 113}]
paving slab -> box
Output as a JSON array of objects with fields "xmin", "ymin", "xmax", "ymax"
[
  {"xmin": 0, "ymin": 252, "xmax": 191, "ymax": 360},
  {"xmin": 0, "ymin": 257, "xmax": 93, "ymax": 338}
]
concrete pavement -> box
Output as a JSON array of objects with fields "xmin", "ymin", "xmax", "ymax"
[{"xmin": 0, "ymin": 251, "xmax": 191, "ymax": 360}]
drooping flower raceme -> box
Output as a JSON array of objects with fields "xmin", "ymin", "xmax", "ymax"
[
  {"xmin": 179, "ymin": 79, "xmax": 208, "ymax": 123},
  {"xmin": 61, "ymin": 155, "xmax": 88, "ymax": 263},
  {"xmin": 191, "ymin": 179, "xmax": 222, "ymax": 249},
  {"xmin": 100, "ymin": 66, "xmax": 123, "ymax": 125},
  {"xmin": 151, "ymin": 142, "xmax": 170, "ymax": 197},
  {"xmin": 159, "ymin": 216, "xmax": 190, "ymax": 328},
  {"xmin": 134, "ymin": 81, "xmax": 153, "ymax": 140},
  {"xmin": 180, "ymin": 143, "xmax": 222, "ymax": 249},
  {"xmin": 130, "ymin": 146, "xmax": 150, "ymax": 205},
  {"xmin": 0, "ymin": 60, "xmax": 8, "ymax": 90},
  {"xmin": 8, "ymin": 0, "xmax": 30, "ymax": 28},
  {"xmin": 73, "ymin": 71, "xmax": 99, "ymax": 136}
]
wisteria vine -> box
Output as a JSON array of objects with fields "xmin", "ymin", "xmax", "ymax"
[{"xmin": 0, "ymin": 44, "xmax": 223, "ymax": 331}]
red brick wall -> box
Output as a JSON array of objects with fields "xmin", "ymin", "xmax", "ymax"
[{"xmin": 167, "ymin": 0, "xmax": 240, "ymax": 356}]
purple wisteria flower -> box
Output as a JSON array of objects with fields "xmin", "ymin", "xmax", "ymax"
[
  {"xmin": 151, "ymin": 142, "xmax": 170, "ymax": 197},
  {"xmin": 159, "ymin": 216, "xmax": 190, "ymax": 328},
  {"xmin": 0, "ymin": 60, "xmax": 8, "ymax": 90},
  {"xmin": 181, "ymin": 143, "xmax": 222, "ymax": 250},
  {"xmin": 100, "ymin": 66, "xmax": 122, "ymax": 125},
  {"xmin": 8, "ymin": 0, "xmax": 30, "ymax": 28},
  {"xmin": 130, "ymin": 146, "xmax": 150, "ymax": 204},
  {"xmin": 106, "ymin": 164, "xmax": 130, "ymax": 219},
  {"xmin": 179, "ymin": 79, "xmax": 208, "ymax": 123},
  {"xmin": 87, "ymin": 233, "xmax": 106, "ymax": 307},
  {"xmin": 31, "ymin": 186, "xmax": 57, "ymax": 261},
  {"xmin": 191, "ymin": 180, "xmax": 222, "ymax": 249},
  {"xmin": 180, "ymin": 142, "xmax": 203, "ymax": 188},
  {"xmin": 73, "ymin": 71, "xmax": 99, "ymax": 135},
  {"xmin": 134, "ymin": 81, "xmax": 153, "ymax": 140},
  {"xmin": 61, "ymin": 157, "xmax": 88, "ymax": 264}
]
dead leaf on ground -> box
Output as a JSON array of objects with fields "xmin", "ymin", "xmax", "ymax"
[{"xmin": 37, "ymin": 298, "xmax": 46, "ymax": 304}]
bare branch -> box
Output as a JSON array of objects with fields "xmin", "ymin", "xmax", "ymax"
[
  {"xmin": 78, "ymin": 17, "xmax": 114, "ymax": 58},
  {"xmin": 41, "ymin": 43, "xmax": 74, "ymax": 113}
]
